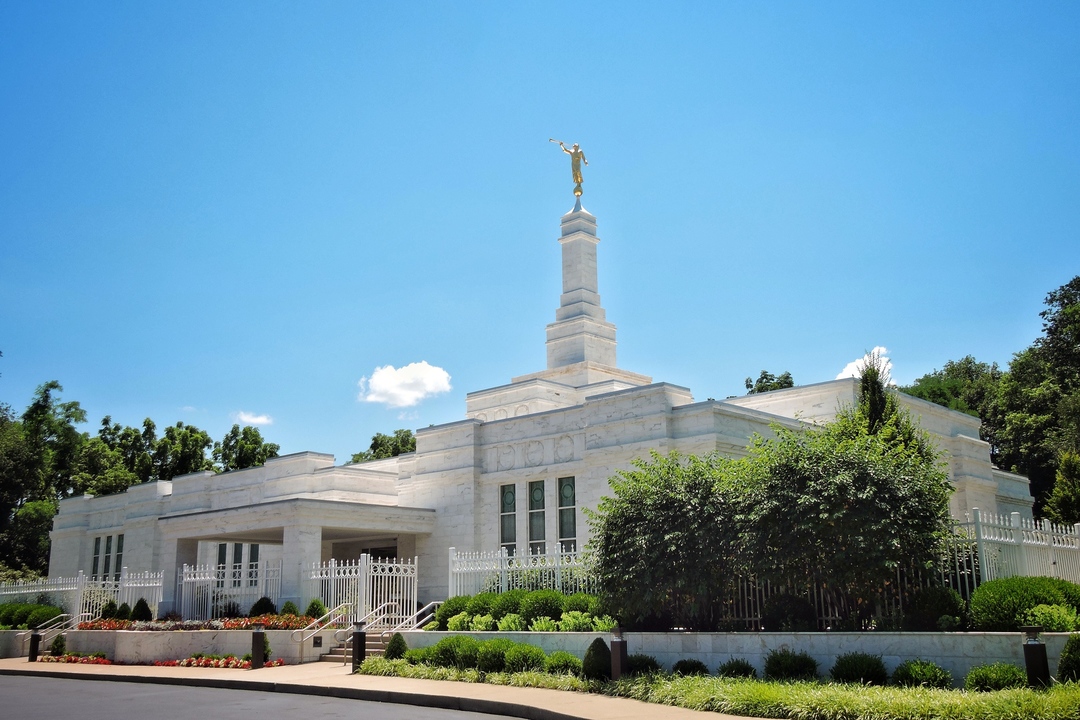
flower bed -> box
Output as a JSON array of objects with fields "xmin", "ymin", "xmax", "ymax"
[
  {"xmin": 153, "ymin": 655, "xmax": 286, "ymax": 669},
  {"xmin": 77, "ymin": 614, "xmax": 316, "ymax": 631},
  {"xmin": 40, "ymin": 653, "xmax": 112, "ymax": 665}
]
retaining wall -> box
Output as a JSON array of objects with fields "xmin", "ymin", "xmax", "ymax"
[{"xmin": 65, "ymin": 628, "xmax": 340, "ymax": 664}]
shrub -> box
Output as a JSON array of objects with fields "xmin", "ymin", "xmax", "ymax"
[
  {"xmin": 558, "ymin": 611, "xmax": 594, "ymax": 632},
  {"xmin": 717, "ymin": 657, "xmax": 757, "ymax": 678},
  {"xmin": 904, "ymin": 586, "xmax": 967, "ymax": 631},
  {"xmin": 672, "ymin": 658, "xmax": 709, "ymax": 676},
  {"xmin": 466, "ymin": 592, "xmax": 497, "ymax": 618},
  {"xmin": 26, "ymin": 605, "xmax": 63, "ymax": 629},
  {"xmin": 384, "ymin": 632, "xmax": 408, "ymax": 660},
  {"xmin": 404, "ymin": 648, "xmax": 428, "ymax": 665},
  {"xmin": 248, "ymin": 596, "xmax": 277, "ymax": 617},
  {"xmin": 476, "ymin": 638, "xmax": 515, "ymax": 672},
  {"xmin": 627, "ymin": 653, "xmax": 661, "ymax": 676},
  {"xmin": 504, "ymin": 643, "xmax": 546, "ymax": 673},
  {"xmin": 830, "ymin": 651, "xmax": 888, "ymax": 685},
  {"xmin": 969, "ymin": 576, "xmax": 1080, "ymax": 631},
  {"xmin": 305, "ymin": 598, "xmax": 327, "ymax": 619},
  {"xmin": 99, "ymin": 600, "xmax": 118, "ymax": 620},
  {"xmin": 490, "ymin": 589, "xmax": 527, "ymax": 620},
  {"xmin": 529, "ymin": 617, "xmax": 558, "ymax": 632},
  {"xmin": 965, "ymin": 662, "xmax": 1027, "ymax": 691},
  {"xmin": 49, "ymin": 633, "xmax": 66, "ymax": 656},
  {"xmin": 497, "ymin": 613, "xmax": 526, "ymax": 632},
  {"xmin": 0, "ymin": 603, "xmax": 27, "ymax": 625},
  {"xmin": 763, "ymin": 648, "xmax": 818, "ymax": 681},
  {"xmin": 563, "ymin": 593, "xmax": 593, "ymax": 613},
  {"xmin": 1022, "ymin": 603, "xmax": 1080, "ymax": 632},
  {"xmin": 447, "ymin": 612, "xmax": 471, "ymax": 631},
  {"xmin": 582, "ymin": 637, "xmax": 611, "ymax": 680},
  {"xmin": 423, "ymin": 621, "xmax": 439, "ymax": 631},
  {"xmin": 114, "ymin": 602, "xmax": 132, "ymax": 621},
  {"xmin": 435, "ymin": 596, "xmax": 470, "ymax": 630},
  {"xmin": 891, "ymin": 658, "xmax": 953, "ymax": 689},
  {"xmin": 592, "ymin": 615, "xmax": 617, "ymax": 632},
  {"xmin": 761, "ymin": 594, "xmax": 817, "ymax": 631},
  {"xmin": 1059, "ymin": 633, "xmax": 1080, "ymax": 682},
  {"xmin": 428, "ymin": 635, "xmax": 479, "ymax": 669},
  {"xmin": 280, "ymin": 600, "xmax": 300, "ymax": 616},
  {"xmin": 470, "ymin": 614, "xmax": 495, "ymax": 631},
  {"xmin": 545, "ymin": 650, "xmax": 583, "ymax": 675},
  {"xmin": 520, "ymin": 590, "xmax": 565, "ymax": 625},
  {"xmin": 131, "ymin": 598, "xmax": 153, "ymax": 622}
]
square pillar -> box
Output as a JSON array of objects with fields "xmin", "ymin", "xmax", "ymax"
[
  {"xmin": 281, "ymin": 524, "xmax": 322, "ymax": 609},
  {"xmin": 159, "ymin": 538, "xmax": 198, "ymax": 618}
]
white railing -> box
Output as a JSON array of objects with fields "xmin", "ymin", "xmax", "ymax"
[
  {"xmin": 448, "ymin": 545, "xmax": 596, "ymax": 597},
  {"xmin": 306, "ymin": 555, "xmax": 417, "ymax": 629},
  {"xmin": 382, "ymin": 600, "xmax": 442, "ymax": 640},
  {"xmin": 0, "ymin": 569, "xmax": 163, "ymax": 621},
  {"xmin": 960, "ymin": 509, "xmax": 1080, "ymax": 584},
  {"xmin": 177, "ymin": 560, "xmax": 281, "ymax": 620}
]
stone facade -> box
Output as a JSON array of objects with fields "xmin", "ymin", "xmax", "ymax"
[{"xmin": 48, "ymin": 200, "xmax": 1034, "ymax": 610}]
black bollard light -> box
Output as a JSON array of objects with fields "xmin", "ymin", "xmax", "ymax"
[
  {"xmin": 27, "ymin": 631, "xmax": 42, "ymax": 663},
  {"xmin": 610, "ymin": 626, "xmax": 626, "ymax": 681},
  {"xmin": 1020, "ymin": 625, "xmax": 1050, "ymax": 688},
  {"xmin": 250, "ymin": 623, "xmax": 265, "ymax": 669},
  {"xmin": 351, "ymin": 621, "xmax": 367, "ymax": 673}
]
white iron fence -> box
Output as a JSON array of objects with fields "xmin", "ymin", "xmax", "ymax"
[
  {"xmin": 306, "ymin": 555, "xmax": 417, "ymax": 629},
  {"xmin": 960, "ymin": 509, "xmax": 1080, "ymax": 584},
  {"xmin": 448, "ymin": 545, "xmax": 597, "ymax": 597},
  {"xmin": 0, "ymin": 569, "xmax": 164, "ymax": 621},
  {"xmin": 177, "ymin": 560, "xmax": 282, "ymax": 620}
]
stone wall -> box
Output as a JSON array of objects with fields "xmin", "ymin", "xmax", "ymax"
[{"xmin": 65, "ymin": 628, "xmax": 340, "ymax": 664}]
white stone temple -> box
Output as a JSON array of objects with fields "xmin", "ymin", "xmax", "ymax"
[{"xmin": 47, "ymin": 197, "xmax": 1034, "ymax": 612}]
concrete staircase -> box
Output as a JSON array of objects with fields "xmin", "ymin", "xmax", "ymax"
[{"xmin": 318, "ymin": 634, "xmax": 388, "ymax": 664}]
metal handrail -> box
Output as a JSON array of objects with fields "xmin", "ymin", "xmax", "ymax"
[
  {"xmin": 16, "ymin": 612, "xmax": 95, "ymax": 652},
  {"xmin": 381, "ymin": 600, "xmax": 442, "ymax": 641},
  {"xmin": 290, "ymin": 602, "xmax": 352, "ymax": 645},
  {"xmin": 332, "ymin": 601, "xmax": 398, "ymax": 644}
]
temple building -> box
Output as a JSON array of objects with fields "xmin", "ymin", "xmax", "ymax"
[{"xmin": 48, "ymin": 197, "xmax": 1033, "ymax": 612}]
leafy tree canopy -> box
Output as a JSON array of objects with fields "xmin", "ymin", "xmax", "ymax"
[
  {"xmin": 213, "ymin": 424, "xmax": 280, "ymax": 472},
  {"xmin": 351, "ymin": 428, "xmax": 416, "ymax": 463},
  {"xmin": 1045, "ymin": 451, "xmax": 1080, "ymax": 527},
  {"xmin": 745, "ymin": 370, "xmax": 794, "ymax": 394}
]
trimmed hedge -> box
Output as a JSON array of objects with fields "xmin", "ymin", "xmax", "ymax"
[
  {"xmin": 891, "ymin": 658, "xmax": 952, "ymax": 689},
  {"xmin": 544, "ymin": 650, "xmax": 583, "ymax": 675},
  {"xmin": 435, "ymin": 596, "xmax": 470, "ymax": 630},
  {"xmin": 964, "ymin": 662, "xmax": 1026, "ymax": 691},
  {"xmin": 717, "ymin": 657, "xmax": 757, "ymax": 679},
  {"xmin": 830, "ymin": 651, "xmax": 887, "ymax": 686},
  {"xmin": 520, "ymin": 590, "xmax": 564, "ymax": 625},
  {"xmin": 672, "ymin": 658, "xmax": 709, "ymax": 676},
  {"xmin": 969, "ymin": 576, "xmax": 1080, "ymax": 631},
  {"xmin": 504, "ymin": 643, "xmax": 547, "ymax": 672},
  {"xmin": 477, "ymin": 638, "xmax": 515, "ymax": 672},
  {"xmin": 384, "ymin": 632, "xmax": 408, "ymax": 660},
  {"xmin": 764, "ymin": 648, "xmax": 818, "ymax": 681},
  {"xmin": 627, "ymin": 653, "xmax": 662, "ymax": 676}
]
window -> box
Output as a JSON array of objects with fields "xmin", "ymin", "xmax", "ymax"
[
  {"xmin": 528, "ymin": 479, "xmax": 545, "ymax": 555},
  {"xmin": 216, "ymin": 543, "xmax": 228, "ymax": 588},
  {"xmin": 232, "ymin": 542, "xmax": 243, "ymax": 587},
  {"xmin": 499, "ymin": 484, "xmax": 516, "ymax": 556},
  {"xmin": 91, "ymin": 537, "xmax": 101, "ymax": 579},
  {"xmin": 558, "ymin": 476, "xmax": 576, "ymax": 552},
  {"xmin": 114, "ymin": 534, "xmax": 124, "ymax": 581},
  {"xmin": 248, "ymin": 544, "xmax": 260, "ymax": 587},
  {"xmin": 102, "ymin": 536, "xmax": 113, "ymax": 579}
]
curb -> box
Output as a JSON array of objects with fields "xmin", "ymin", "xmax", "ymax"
[{"xmin": 0, "ymin": 667, "xmax": 583, "ymax": 720}]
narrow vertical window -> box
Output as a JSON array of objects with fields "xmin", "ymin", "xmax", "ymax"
[
  {"xmin": 499, "ymin": 484, "xmax": 516, "ymax": 556},
  {"xmin": 558, "ymin": 476, "xmax": 576, "ymax": 552},
  {"xmin": 114, "ymin": 534, "xmax": 125, "ymax": 581},
  {"xmin": 248, "ymin": 544, "xmax": 260, "ymax": 587},
  {"xmin": 232, "ymin": 542, "xmax": 243, "ymax": 587},
  {"xmin": 528, "ymin": 480, "xmax": 545, "ymax": 555},
  {"xmin": 102, "ymin": 536, "xmax": 113, "ymax": 579},
  {"xmin": 216, "ymin": 543, "xmax": 227, "ymax": 588},
  {"xmin": 91, "ymin": 537, "xmax": 101, "ymax": 579}
]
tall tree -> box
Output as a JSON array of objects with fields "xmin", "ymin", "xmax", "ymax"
[
  {"xmin": 153, "ymin": 422, "xmax": 213, "ymax": 480},
  {"xmin": 1045, "ymin": 452, "xmax": 1080, "ymax": 527},
  {"xmin": 351, "ymin": 429, "xmax": 416, "ymax": 463},
  {"xmin": 213, "ymin": 425, "xmax": 280, "ymax": 472},
  {"xmin": 744, "ymin": 370, "xmax": 794, "ymax": 394}
]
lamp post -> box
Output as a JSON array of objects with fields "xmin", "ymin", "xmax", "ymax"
[
  {"xmin": 250, "ymin": 623, "xmax": 265, "ymax": 669},
  {"xmin": 1019, "ymin": 625, "xmax": 1050, "ymax": 687}
]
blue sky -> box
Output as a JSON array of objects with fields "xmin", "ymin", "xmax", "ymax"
[{"xmin": 2, "ymin": 2, "xmax": 1078, "ymax": 463}]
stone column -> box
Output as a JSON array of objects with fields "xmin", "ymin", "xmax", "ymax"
[
  {"xmin": 281, "ymin": 524, "xmax": 323, "ymax": 609},
  {"xmin": 159, "ymin": 537, "xmax": 198, "ymax": 617}
]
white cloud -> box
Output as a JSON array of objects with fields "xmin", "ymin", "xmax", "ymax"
[
  {"xmin": 234, "ymin": 410, "xmax": 273, "ymax": 425},
  {"xmin": 836, "ymin": 346, "xmax": 894, "ymax": 382},
  {"xmin": 358, "ymin": 361, "xmax": 452, "ymax": 408},
  {"xmin": 180, "ymin": 406, "xmax": 197, "ymax": 413}
]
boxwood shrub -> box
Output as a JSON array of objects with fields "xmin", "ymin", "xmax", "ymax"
[
  {"xmin": 476, "ymin": 638, "xmax": 515, "ymax": 672},
  {"xmin": 763, "ymin": 648, "xmax": 818, "ymax": 681},
  {"xmin": 969, "ymin": 576, "xmax": 1080, "ymax": 631},
  {"xmin": 465, "ymin": 592, "xmax": 497, "ymax": 618},
  {"xmin": 384, "ymin": 632, "xmax": 408, "ymax": 660},
  {"xmin": 435, "ymin": 596, "xmax": 470, "ymax": 630},
  {"xmin": 672, "ymin": 658, "xmax": 709, "ymax": 676},
  {"xmin": 964, "ymin": 662, "xmax": 1026, "ymax": 691},
  {"xmin": 627, "ymin": 653, "xmax": 661, "ymax": 676},
  {"xmin": 520, "ymin": 590, "xmax": 564, "ymax": 625},
  {"xmin": 830, "ymin": 651, "xmax": 888, "ymax": 686},
  {"xmin": 1058, "ymin": 633, "xmax": 1080, "ymax": 683},
  {"xmin": 504, "ymin": 643, "xmax": 546, "ymax": 672},
  {"xmin": 582, "ymin": 637, "xmax": 611, "ymax": 680},
  {"xmin": 891, "ymin": 658, "xmax": 953, "ymax": 689},
  {"xmin": 25, "ymin": 605, "xmax": 63, "ymax": 629},
  {"xmin": 248, "ymin": 596, "xmax": 277, "ymax": 617},
  {"xmin": 490, "ymin": 589, "xmax": 527, "ymax": 620},
  {"xmin": 717, "ymin": 657, "xmax": 757, "ymax": 678},
  {"xmin": 544, "ymin": 650, "xmax": 583, "ymax": 675}
]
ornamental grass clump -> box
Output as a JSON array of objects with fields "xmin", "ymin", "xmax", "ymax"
[
  {"xmin": 964, "ymin": 662, "xmax": 1027, "ymax": 691},
  {"xmin": 545, "ymin": 650, "xmax": 583, "ymax": 676},
  {"xmin": 891, "ymin": 658, "xmax": 952, "ymax": 689},
  {"xmin": 529, "ymin": 616, "xmax": 558, "ymax": 632},
  {"xmin": 717, "ymin": 657, "xmax": 757, "ymax": 679},
  {"xmin": 830, "ymin": 652, "xmax": 887, "ymax": 686},
  {"xmin": 763, "ymin": 648, "xmax": 818, "ymax": 681}
]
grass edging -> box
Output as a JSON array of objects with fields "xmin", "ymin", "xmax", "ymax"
[{"xmin": 357, "ymin": 657, "xmax": 1080, "ymax": 720}]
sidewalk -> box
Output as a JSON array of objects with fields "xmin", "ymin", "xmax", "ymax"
[{"xmin": 0, "ymin": 657, "xmax": 753, "ymax": 720}]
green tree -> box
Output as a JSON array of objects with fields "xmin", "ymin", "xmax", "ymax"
[
  {"xmin": 213, "ymin": 424, "xmax": 280, "ymax": 472},
  {"xmin": 1045, "ymin": 451, "xmax": 1080, "ymax": 527},
  {"xmin": 745, "ymin": 370, "xmax": 794, "ymax": 394},
  {"xmin": 350, "ymin": 428, "xmax": 416, "ymax": 463},
  {"xmin": 70, "ymin": 437, "xmax": 138, "ymax": 496},
  {"xmin": 153, "ymin": 422, "xmax": 213, "ymax": 480},
  {"xmin": 587, "ymin": 451, "xmax": 739, "ymax": 630},
  {"xmin": 20, "ymin": 381, "xmax": 87, "ymax": 499}
]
